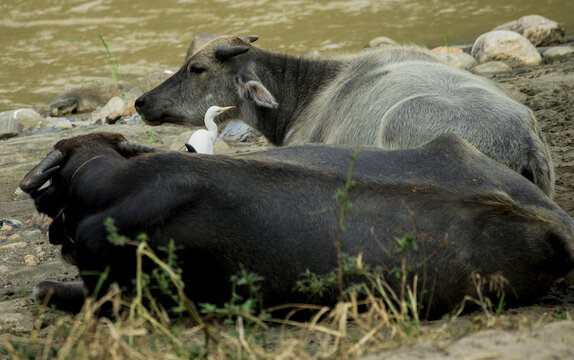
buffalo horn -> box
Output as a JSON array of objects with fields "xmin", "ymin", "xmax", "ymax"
[
  {"xmin": 116, "ymin": 140, "xmax": 160, "ymax": 157},
  {"xmin": 242, "ymin": 35, "xmax": 259, "ymax": 43},
  {"xmin": 215, "ymin": 44, "xmax": 249, "ymax": 62},
  {"xmin": 19, "ymin": 150, "xmax": 63, "ymax": 194}
]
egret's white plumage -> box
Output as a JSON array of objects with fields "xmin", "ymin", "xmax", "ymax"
[{"xmin": 186, "ymin": 106, "xmax": 235, "ymax": 154}]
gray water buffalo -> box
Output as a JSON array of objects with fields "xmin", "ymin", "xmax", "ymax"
[
  {"xmin": 135, "ymin": 35, "xmax": 555, "ymax": 197},
  {"xmin": 20, "ymin": 132, "xmax": 574, "ymax": 318}
]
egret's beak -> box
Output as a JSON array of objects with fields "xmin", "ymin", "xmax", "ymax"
[{"xmin": 218, "ymin": 106, "xmax": 235, "ymax": 113}]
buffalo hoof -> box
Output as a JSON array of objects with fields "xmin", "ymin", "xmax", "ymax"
[{"xmin": 33, "ymin": 280, "xmax": 87, "ymax": 313}]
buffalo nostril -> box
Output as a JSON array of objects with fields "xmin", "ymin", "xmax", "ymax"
[{"xmin": 135, "ymin": 96, "xmax": 145, "ymax": 110}]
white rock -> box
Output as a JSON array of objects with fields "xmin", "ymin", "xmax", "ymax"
[
  {"xmin": 54, "ymin": 118, "xmax": 73, "ymax": 130},
  {"xmin": 220, "ymin": 120, "xmax": 261, "ymax": 140},
  {"xmin": 471, "ymin": 30, "xmax": 541, "ymax": 68},
  {"xmin": 0, "ymin": 110, "xmax": 21, "ymax": 139},
  {"xmin": 472, "ymin": 61, "xmax": 512, "ymax": 74},
  {"xmin": 494, "ymin": 15, "xmax": 566, "ymax": 46},
  {"xmin": 543, "ymin": 46, "xmax": 574, "ymax": 58},
  {"xmin": 436, "ymin": 52, "xmax": 478, "ymax": 70},
  {"xmin": 89, "ymin": 96, "xmax": 126, "ymax": 123},
  {"xmin": 13, "ymin": 108, "xmax": 44, "ymax": 129}
]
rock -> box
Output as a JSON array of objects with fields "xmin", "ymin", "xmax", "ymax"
[
  {"xmin": 494, "ymin": 15, "xmax": 566, "ymax": 46},
  {"xmin": 123, "ymin": 113, "xmax": 143, "ymax": 125},
  {"xmin": 431, "ymin": 46, "xmax": 463, "ymax": 55},
  {"xmin": 12, "ymin": 108, "xmax": 44, "ymax": 129},
  {"xmin": 0, "ymin": 242, "xmax": 27, "ymax": 251},
  {"xmin": 106, "ymin": 111, "xmax": 122, "ymax": 124},
  {"xmin": 8, "ymin": 234, "xmax": 20, "ymax": 241},
  {"xmin": 0, "ymin": 110, "xmax": 21, "ymax": 139},
  {"xmin": 50, "ymin": 79, "xmax": 121, "ymax": 116},
  {"xmin": 1, "ymin": 225, "xmax": 12, "ymax": 232},
  {"xmin": 45, "ymin": 117, "xmax": 73, "ymax": 130},
  {"xmin": 543, "ymin": 46, "xmax": 574, "ymax": 58},
  {"xmin": 436, "ymin": 52, "xmax": 478, "ymax": 70},
  {"xmin": 0, "ymin": 219, "xmax": 22, "ymax": 227},
  {"xmin": 23, "ymin": 254, "xmax": 39, "ymax": 267},
  {"xmin": 219, "ymin": 120, "xmax": 261, "ymax": 141},
  {"xmin": 24, "ymin": 230, "xmax": 42, "ymax": 238},
  {"xmin": 471, "ymin": 30, "xmax": 541, "ymax": 68},
  {"xmin": 89, "ymin": 96, "xmax": 126, "ymax": 123},
  {"xmin": 367, "ymin": 36, "xmax": 397, "ymax": 48},
  {"xmin": 472, "ymin": 61, "xmax": 512, "ymax": 74}
]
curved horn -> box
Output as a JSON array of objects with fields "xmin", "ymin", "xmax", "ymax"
[
  {"xmin": 242, "ymin": 35, "xmax": 258, "ymax": 43},
  {"xmin": 215, "ymin": 44, "xmax": 249, "ymax": 62},
  {"xmin": 20, "ymin": 150, "xmax": 63, "ymax": 194},
  {"xmin": 116, "ymin": 140, "xmax": 160, "ymax": 157}
]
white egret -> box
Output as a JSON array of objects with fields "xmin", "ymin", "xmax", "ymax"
[{"xmin": 185, "ymin": 106, "xmax": 235, "ymax": 154}]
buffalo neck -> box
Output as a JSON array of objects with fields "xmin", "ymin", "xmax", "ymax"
[{"xmin": 245, "ymin": 48, "xmax": 346, "ymax": 145}]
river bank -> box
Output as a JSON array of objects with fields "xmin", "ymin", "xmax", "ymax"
[{"xmin": 2, "ymin": 32, "xmax": 574, "ymax": 358}]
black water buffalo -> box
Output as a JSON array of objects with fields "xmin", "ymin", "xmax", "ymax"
[
  {"xmin": 135, "ymin": 35, "xmax": 555, "ymax": 197},
  {"xmin": 20, "ymin": 132, "xmax": 574, "ymax": 318}
]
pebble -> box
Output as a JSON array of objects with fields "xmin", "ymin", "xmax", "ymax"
[
  {"xmin": 13, "ymin": 108, "xmax": 44, "ymax": 129},
  {"xmin": 89, "ymin": 96, "xmax": 126, "ymax": 123},
  {"xmin": 431, "ymin": 46, "xmax": 463, "ymax": 55},
  {"xmin": 471, "ymin": 30, "xmax": 541, "ymax": 68},
  {"xmin": 0, "ymin": 242, "xmax": 27, "ymax": 251},
  {"xmin": 0, "ymin": 219, "xmax": 22, "ymax": 228},
  {"xmin": 124, "ymin": 114, "xmax": 143, "ymax": 125},
  {"xmin": 436, "ymin": 52, "xmax": 478, "ymax": 70},
  {"xmin": 472, "ymin": 61, "xmax": 512, "ymax": 74},
  {"xmin": 24, "ymin": 230, "xmax": 42, "ymax": 237},
  {"xmin": 106, "ymin": 111, "xmax": 122, "ymax": 124},
  {"xmin": 543, "ymin": 46, "xmax": 574, "ymax": 58},
  {"xmin": 0, "ymin": 110, "xmax": 20, "ymax": 139},
  {"xmin": 46, "ymin": 117, "xmax": 73, "ymax": 130},
  {"xmin": 24, "ymin": 254, "xmax": 39, "ymax": 267},
  {"xmin": 220, "ymin": 120, "xmax": 261, "ymax": 141}
]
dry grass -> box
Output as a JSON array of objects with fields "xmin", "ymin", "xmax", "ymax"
[{"xmin": 0, "ymin": 267, "xmax": 534, "ymax": 360}]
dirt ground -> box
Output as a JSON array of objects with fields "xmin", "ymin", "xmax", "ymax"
[{"xmin": 1, "ymin": 53, "xmax": 574, "ymax": 358}]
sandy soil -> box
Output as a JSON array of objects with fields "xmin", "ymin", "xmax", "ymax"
[{"xmin": 1, "ymin": 53, "xmax": 574, "ymax": 358}]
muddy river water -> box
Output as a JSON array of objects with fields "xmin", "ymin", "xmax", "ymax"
[{"xmin": 1, "ymin": 0, "xmax": 573, "ymax": 113}]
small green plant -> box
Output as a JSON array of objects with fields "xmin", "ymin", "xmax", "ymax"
[
  {"xmin": 199, "ymin": 268, "xmax": 269, "ymax": 325},
  {"xmin": 98, "ymin": 33, "xmax": 119, "ymax": 84},
  {"xmin": 334, "ymin": 145, "xmax": 360, "ymax": 300},
  {"xmin": 145, "ymin": 131, "xmax": 159, "ymax": 146}
]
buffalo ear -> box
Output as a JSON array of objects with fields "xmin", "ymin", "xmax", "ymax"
[{"xmin": 237, "ymin": 74, "xmax": 278, "ymax": 109}]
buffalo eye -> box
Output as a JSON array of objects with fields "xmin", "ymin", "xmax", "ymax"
[{"xmin": 188, "ymin": 65, "xmax": 206, "ymax": 75}]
